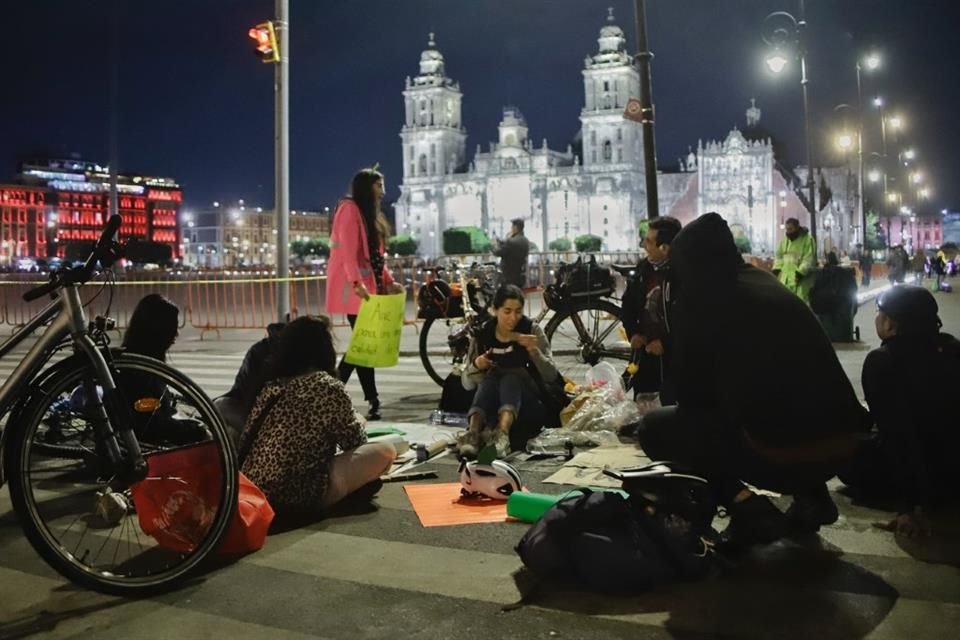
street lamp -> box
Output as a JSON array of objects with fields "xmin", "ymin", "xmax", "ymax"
[
  {"xmin": 835, "ymin": 132, "xmax": 854, "ymax": 151},
  {"xmin": 854, "ymin": 52, "xmax": 882, "ymax": 250},
  {"xmin": 762, "ymin": 5, "xmax": 818, "ymax": 246},
  {"xmin": 867, "ymin": 169, "xmax": 881, "ymax": 183}
]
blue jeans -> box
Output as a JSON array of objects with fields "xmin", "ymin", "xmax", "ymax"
[{"xmin": 468, "ymin": 369, "xmax": 546, "ymax": 448}]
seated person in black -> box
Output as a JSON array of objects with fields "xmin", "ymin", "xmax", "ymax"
[
  {"xmin": 636, "ymin": 213, "xmax": 871, "ymax": 552},
  {"xmin": 841, "ymin": 285, "xmax": 960, "ymax": 536},
  {"xmin": 459, "ymin": 285, "xmax": 563, "ymax": 458}
]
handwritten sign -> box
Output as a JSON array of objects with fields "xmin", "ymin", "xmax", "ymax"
[{"xmin": 344, "ymin": 293, "xmax": 405, "ymax": 368}]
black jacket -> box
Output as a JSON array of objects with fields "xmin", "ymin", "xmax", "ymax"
[
  {"xmin": 493, "ymin": 233, "xmax": 530, "ymax": 287},
  {"xmin": 620, "ymin": 259, "xmax": 669, "ymax": 342},
  {"xmin": 861, "ymin": 332, "xmax": 960, "ymax": 509},
  {"xmin": 223, "ymin": 322, "xmax": 286, "ymax": 415},
  {"xmin": 667, "ymin": 213, "xmax": 870, "ymax": 447}
]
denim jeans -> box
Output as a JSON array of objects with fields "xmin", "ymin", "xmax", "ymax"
[{"xmin": 468, "ymin": 369, "xmax": 546, "ymax": 449}]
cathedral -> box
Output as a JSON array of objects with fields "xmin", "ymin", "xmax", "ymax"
[{"xmin": 395, "ymin": 12, "xmax": 860, "ymax": 257}]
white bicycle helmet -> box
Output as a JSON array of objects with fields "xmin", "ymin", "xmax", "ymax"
[{"xmin": 459, "ymin": 459, "xmax": 522, "ymax": 500}]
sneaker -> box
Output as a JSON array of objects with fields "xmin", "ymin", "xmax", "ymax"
[
  {"xmin": 456, "ymin": 429, "xmax": 483, "ymax": 459},
  {"xmin": 719, "ymin": 494, "xmax": 788, "ymax": 554},
  {"xmin": 786, "ymin": 484, "xmax": 839, "ymax": 533},
  {"xmin": 489, "ymin": 429, "xmax": 511, "ymax": 458},
  {"xmin": 366, "ymin": 401, "xmax": 382, "ymax": 421}
]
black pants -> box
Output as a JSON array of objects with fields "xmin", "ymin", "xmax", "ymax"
[
  {"xmin": 637, "ymin": 406, "xmax": 838, "ymax": 506},
  {"xmin": 337, "ymin": 314, "xmax": 378, "ymax": 404}
]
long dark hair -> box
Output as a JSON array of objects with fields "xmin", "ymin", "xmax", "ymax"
[
  {"xmin": 493, "ymin": 284, "xmax": 525, "ymax": 309},
  {"xmin": 269, "ymin": 315, "xmax": 337, "ymax": 379},
  {"xmin": 123, "ymin": 294, "xmax": 179, "ymax": 361},
  {"xmin": 350, "ymin": 168, "xmax": 391, "ymax": 249}
]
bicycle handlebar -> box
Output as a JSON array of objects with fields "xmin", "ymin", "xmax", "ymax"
[{"xmin": 22, "ymin": 214, "xmax": 123, "ymax": 303}]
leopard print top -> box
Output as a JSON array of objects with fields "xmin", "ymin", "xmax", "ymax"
[{"xmin": 238, "ymin": 371, "xmax": 366, "ymax": 513}]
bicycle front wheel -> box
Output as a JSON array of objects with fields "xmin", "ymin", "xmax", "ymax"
[
  {"xmin": 543, "ymin": 298, "xmax": 631, "ymax": 383},
  {"xmin": 419, "ymin": 315, "xmax": 470, "ymax": 386},
  {"xmin": 4, "ymin": 353, "xmax": 238, "ymax": 596}
]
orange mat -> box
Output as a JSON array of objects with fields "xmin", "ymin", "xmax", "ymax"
[{"xmin": 404, "ymin": 482, "xmax": 514, "ymax": 527}]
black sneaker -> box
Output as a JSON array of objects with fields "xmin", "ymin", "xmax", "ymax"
[
  {"xmin": 786, "ymin": 485, "xmax": 839, "ymax": 533},
  {"xmin": 720, "ymin": 494, "xmax": 788, "ymax": 554},
  {"xmin": 366, "ymin": 401, "xmax": 382, "ymax": 421}
]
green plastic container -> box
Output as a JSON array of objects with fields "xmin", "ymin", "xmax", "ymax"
[{"xmin": 506, "ymin": 490, "xmax": 583, "ymax": 523}]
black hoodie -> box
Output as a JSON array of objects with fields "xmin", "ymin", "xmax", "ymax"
[
  {"xmin": 224, "ymin": 322, "xmax": 286, "ymax": 414},
  {"xmin": 667, "ymin": 213, "xmax": 869, "ymax": 447}
]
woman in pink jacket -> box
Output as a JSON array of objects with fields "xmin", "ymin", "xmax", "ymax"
[{"xmin": 326, "ymin": 168, "xmax": 401, "ymax": 420}]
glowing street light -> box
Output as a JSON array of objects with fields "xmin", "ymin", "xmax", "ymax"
[
  {"xmin": 910, "ymin": 171, "xmax": 923, "ymax": 184},
  {"xmin": 766, "ymin": 51, "xmax": 789, "ymax": 73},
  {"xmin": 888, "ymin": 116, "xmax": 903, "ymax": 130},
  {"xmin": 918, "ymin": 188, "xmax": 930, "ymax": 199},
  {"xmin": 835, "ymin": 132, "xmax": 854, "ymax": 151},
  {"xmin": 887, "ymin": 192, "xmax": 899, "ymax": 203},
  {"xmin": 903, "ymin": 148, "xmax": 916, "ymax": 160},
  {"xmin": 864, "ymin": 53, "xmax": 881, "ymax": 70},
  {"xmin": 873, "ymin": 96, "xmax": 883, "ymax": 108},
  {"xmin": 868, "ymin": 169, "xmax": 881, "ymax": 183}
]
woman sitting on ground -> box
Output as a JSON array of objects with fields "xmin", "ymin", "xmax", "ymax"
[
  {"xmin": 459, "ymin": 284, "xmax": 564, "ymax": 458},
  {"xmin": 237, "ymin": 315, "xmax": 396, "ymax": 515}
]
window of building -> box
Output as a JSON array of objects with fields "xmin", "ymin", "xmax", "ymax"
[
  {"xmin": 418, "ymin": 154, "xmax": 427, "ymax": 175},
  {"xmin": 616, "ymin": 128, "xmax": 622, "ymax": 142},
  {"xmin": 603, "ymin": 80, "xmax": 609, "ymax": 92},
  {"xmin": 590, "ymin": 130, "xmax": 596, "ymax": 145},
  {"xmin": 603, "ymin": 140, "xmax": 612, "ymax": 161},
  {"xmin": 617, "ymin": 148, "xmax": 622, "ymax": 162},
  {"xmin": 591, "ymin": 150, "xmax": 597, "ymax": 163},
  {"xmin": 603, "ymin": 217, "xmax": 608, "ymax": 224}
]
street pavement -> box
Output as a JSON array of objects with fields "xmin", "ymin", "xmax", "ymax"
[{"xmin": 1, "ymin": 281, "xmax": 959, "ymax": 639}]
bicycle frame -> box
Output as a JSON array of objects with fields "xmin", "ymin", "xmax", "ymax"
[{"xmin": 0, "ymin": 285, "xmax": 144, "ymax": 474}]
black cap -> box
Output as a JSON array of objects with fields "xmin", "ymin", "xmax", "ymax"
[{"xmin": 877, "ymin": 285, "xmax": 942, "ymax": 335}]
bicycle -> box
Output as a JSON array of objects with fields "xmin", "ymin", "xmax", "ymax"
[
  {"xmin": 0, "ymin": 215, "xmax": 238, "ymax": 596},
  {"xmin": 416, "ymin": 261, "xmax": 499, "ymax": 386},
  {"xmin": 541, "ymin": 261, "xmax": 636, "ymax": 383}
]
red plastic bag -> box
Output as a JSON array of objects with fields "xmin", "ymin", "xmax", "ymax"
[
  {"xmin": 130, "ymin": 443, "xmax": 274, "ymax": 556},
  {"xmin": 216, "ymin": 473, "xmax": 275, "ymax": 556},
  {"xmin": 130, "ymin": 442, "xmax": 224, "ymax": 553}
]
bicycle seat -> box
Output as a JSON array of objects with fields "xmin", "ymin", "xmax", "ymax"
[{"xmin": 610, "ymin": 263, "xmax": 638, "ymax": 277}]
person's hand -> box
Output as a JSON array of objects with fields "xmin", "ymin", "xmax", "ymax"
[
  {"xmin": 515, "ymin": 334, "xmax": 539, "ymax": 353},
  {"xmin": 387, "ymin": 282, "xmax": 405, "ymax": 294},
  {"xmin": 630, "ymin": 334, "xmax": 646, "ymax": 350},
  {"xmin": 353, "ymin": 281, "xmax": 370, "ymax": 300},
  {"xmin": 474, "ymin": 351, "xmax": 494, "ymax": 371},
  {"xmin": 645, "ymin": 338, "xmax": 664, "ymax": 356},
  {"xmin": 891, "ymin": 509, "xmax": 933, "ymax": 538}
]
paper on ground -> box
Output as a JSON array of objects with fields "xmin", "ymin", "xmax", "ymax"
[{"xmin": 542, "ymin": 445, "xmax": 651, "ymax": 487}]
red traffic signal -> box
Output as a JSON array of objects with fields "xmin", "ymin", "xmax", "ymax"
[{"xmin": 248, "ymin": 21, "xmax": 279, "ymax": 63}]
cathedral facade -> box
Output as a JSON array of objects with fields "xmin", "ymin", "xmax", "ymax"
[{"xmin": 395, "ymin": 14, "xmax": 859, "ymax": 257}]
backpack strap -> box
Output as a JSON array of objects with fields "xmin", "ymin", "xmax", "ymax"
[{"xmin": 236, "ymin": 391, "xmax": 283, "ymax": 466}]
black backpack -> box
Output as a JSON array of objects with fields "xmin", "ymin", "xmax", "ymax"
[
  {"xmin": 439, "ymin": 372, "xmax": 475, "ymax": 413},
  {"xmin": 515, "ymin": 465, "xmax": 717, "ymax": 594}
]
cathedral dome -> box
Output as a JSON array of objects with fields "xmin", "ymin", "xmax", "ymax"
[
  {"xmin": 418, "ymin": 33, "xmax": 445, "ymax": 76},
  {"xmin": 597, "ymin": 9, "xmax": 626, "ymax": 53}
]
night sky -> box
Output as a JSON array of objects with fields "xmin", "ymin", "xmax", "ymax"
[{"xmin": 5, "ymin": 1, "xmax": 959, "ymax": 214}]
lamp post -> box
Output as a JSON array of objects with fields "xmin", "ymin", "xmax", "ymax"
[
  {"xmin": 763, "ymin": 4, "xmax": 817, "ymax": 247},
  {"xmin": 633, "ymin": 0, "xmax": 660, "ymax": 219},
  {"xmin": 854, "ymin": 53, "xmax": 880, "ymax": 253}
]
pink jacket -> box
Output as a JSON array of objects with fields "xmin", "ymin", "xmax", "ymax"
[{"xmin": 325, "ymin": 198, "xmax": 394, "ymax": 315}]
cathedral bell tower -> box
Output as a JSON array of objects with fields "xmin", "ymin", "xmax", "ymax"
[
  {"xmin": 579, "ymin": 9, "xmax": 643, "ymax": 170},
  {"xmin": 400, "ymin": 34, "xmax": 467, "ymax": 179}
]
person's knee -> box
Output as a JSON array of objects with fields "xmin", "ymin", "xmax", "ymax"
[{"xmin": 367, "ymin": 442, "xmax": 397, "ymax": 468}]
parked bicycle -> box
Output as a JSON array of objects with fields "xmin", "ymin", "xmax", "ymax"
[
  {"xmin": 540, "ymin": 256, "xmax": 634, "ymax": 383},
  {"xmin": 0, "ymin": 215, "xmax": 237, "ymax": 596},
  {"xmin": 416, "ymin": 261, "xmax": 499, "ymax": 385}
]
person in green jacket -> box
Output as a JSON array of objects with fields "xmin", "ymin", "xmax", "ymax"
[{"xmin": 773, "ymin": 218, "xmax": 817, "ymax": 303}]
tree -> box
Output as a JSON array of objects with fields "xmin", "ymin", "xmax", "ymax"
[
  {"xmin": 734, "ymin": 234, "xmax": 752, "ymax": 255},
  {"xmin": 444, "ymin": 226, "xmax": 492, "ymax": 253},
  {"xmin": 387, "ymin": 234, "xmax": 419, "ymax": 256},
  {"xmin": 291, "ymin": 237, "xmax": 330, "ymax": 260},
  {"xmin": 574, "ymin": 234, "xmax": 603, "ymax": 252},
  {"xmin": 865, "ymin": 211, "xmax": 885, "ymax": 251},
  {"xmin": 548, "ymin": 238, "xmax": 572, "ymax": 251}
]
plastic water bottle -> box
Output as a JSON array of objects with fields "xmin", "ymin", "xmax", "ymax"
[{"xmin": 430, "ymin": 409, "xmax": 443, "ymax": 425}]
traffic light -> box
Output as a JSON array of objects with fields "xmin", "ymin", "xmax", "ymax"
[{"xmin": 248, "ymin": 21, "xmax": 279, "ymax": 63}]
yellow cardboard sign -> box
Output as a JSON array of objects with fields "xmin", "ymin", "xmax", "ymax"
[{"xmin": 344, "ymin": 293, "xmax": 405, "ymax": 368}]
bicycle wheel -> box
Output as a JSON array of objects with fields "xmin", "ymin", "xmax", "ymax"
[
  {"xmin": 419, "ymin": 315, "xmax": 470, "ymax": 386},
  {"xmin": 543, "ymin": 298, "xmax": 632, "ymax": 383},
  {"xmin": 4, "ymin": 352, "xmax": 238, "ymax": 596}
]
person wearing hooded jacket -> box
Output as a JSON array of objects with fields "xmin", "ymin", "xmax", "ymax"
[
  {"xmin": 636, "ymin": 213, "xmax": 871, "ymax": 552},
  {"xmin": 840, "ymin": 285, "xmax": 960, "ymax": 537},
  {"xmin": 215, "ymin": 321, "xmax": 286, "ymax": 444},
  {"xmin": 772, "ymin": 217, "xmax": 817, "ymax": 304}
]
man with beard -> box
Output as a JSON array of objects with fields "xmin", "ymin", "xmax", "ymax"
[
  {"xmin": 773, "ymin": 217, "xmax": 817, "ymax": 304},
  {"xmin": 636, "ymin": 213, "xmax": 870, "ymax": 552}
]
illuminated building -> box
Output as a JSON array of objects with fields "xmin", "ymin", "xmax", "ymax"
[
  {"xmin": 14, "ymin": 156, "xmax": 182, "ymax": 261},
  {"xmin": 0, "ymin": 185, "xmax": 51, "ymax": 265}
]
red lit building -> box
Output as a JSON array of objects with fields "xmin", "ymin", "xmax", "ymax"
[
  {"xmin": 13, "ymin": 157, "xmax": 182, "ymax": 261},
  {"xmin": 0, "ymin": 185, "xmax": 51, "ymax": 265}
]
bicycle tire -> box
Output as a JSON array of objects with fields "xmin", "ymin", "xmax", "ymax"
[
  {"xmin": 419, "ymin": 315, "xmax": 469, "ymax": 386},
  {"xmin": 4, "ymin": 352, "xmax": 238, "ymax": 596},
  {"xmin": 543, "ymin": 298, "xmax": 631, "ymax": 381}
]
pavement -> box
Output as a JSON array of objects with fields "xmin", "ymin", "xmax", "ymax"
[{"xmin": 1, "ymin": 278, "xmax": 958, "ymax": 639}]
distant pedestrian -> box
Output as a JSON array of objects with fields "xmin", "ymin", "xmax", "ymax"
[
  {"xmin": 326, "ymin": 167, "xmax": 404, "ymax": 420},
  {"xmin": 492, "ymin": 218, "xmax": 531, "ymax": 287},
  {"xmin": 858, "ymin": 245, "xmax": 874, "ymax": 287},
  {"xmin": 910, "ymin": 251, "xmax": 927, "ymax": 282},
  {"xmin": 773, "ymin": 218, "xmax": 816, "ymax": 304},
  {"xmin": 886, "ymin": 246, "xmax": 907, "ymax": 285}
]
